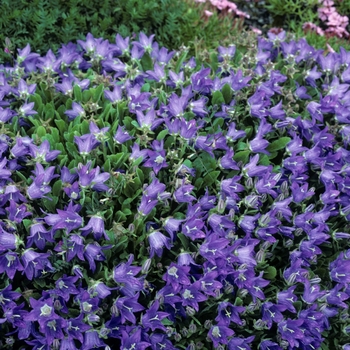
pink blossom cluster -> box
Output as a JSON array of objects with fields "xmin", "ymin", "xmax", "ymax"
[
  {"xmin": 194, "ymin": 0, "xmax": 250, "ymax": 19},
  {"xmin": 303, "ymin": 0, "xmax": 349, "ymax": 39}
]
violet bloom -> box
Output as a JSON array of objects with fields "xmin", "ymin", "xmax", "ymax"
[
  {"xmin": 25, "ymin": 297, "xmax": 66, "ymax": 345},
  {"xmin": 261, "ymin": 302, "xmax": 284, "ymax": 328},
  {"xmin": 104, "ymin": 85, "xmax": 123, "ymax": 104},
  {"xmin": 76, "ymin": 162, "xmax": 110, "ymax": 192},
  {"xmin": 163, "ymin": 263, "xmax": 191, "ymax": 289},
  {"xmin": 208, "ymin": 324, "xmax": 234, "ymax": 348},
  {"xmin": 115, "ymin": 293, "xmax": 145, "ymax": 324},
  {"xmin": 181, "ymin": 281, "xmax": 207, "ymax": 311},
  {"xmin": 129, "ymin": 143, "xmax": 149, "ymax": 163},
  {"xmin": 174, "ymin": 184, "xmax": 196, "ymax": 203},
  {"xmin": 278, "ymin": 318, "xmax": 305, "ymax": 348},
  {"xmin": 44, "ymin": 201, "xmax": 82, "ymax": 234},
  {"xmin": 84, "ymin": 243, "xmax": 108, "ymax": 272},
  {"xmin": 28, "ymin": 140, "xmax": 61, "ymax": 163},
  {"xmin": 228, "ymin": 336, "xmax": 255, "ymax": 350},
  {"xmin": 141, "ymin": 300, "xmax": 169, "ymax": 331},
  {"xmin": 143, "ymin": 140, "xmax": 168, "ymax": 175},
  {"xmin": 80, "ymin": 215, "xmax": 109, "ymax": 241},
  {"xmin": 215, "ymin": 302, "xmax": 245, "ymax": 326},
  {"xmin": 21, "ymin": 249, "xmax": 54, "ymax": 280},
  {"xmin": 113, "ymin": 254, "xmax": 143, "ymax": 297},
  {"xmin": 133, "ymin": 32, "xmax": 155, "ymax": 53},
  {"xmin": 148, "ymin": 230, "xmax": 172, "ymax": 258},
  {"xmin": 26, "ymin": 221, "xmax": 54, "ymax": 250},
  {"xmin": 114, "ymin": 125, "xmax": 133, "ymax": 144},
  {"xmin": 138, "ymin": 195, "xmax": 158, "ymax": 216},
  {"xmin": 259, "ymin": 340, "xmax": 282, "ymax": 350},
  {"xmin": 0, "ymin": 251, "xmax": 23, "ymax": 279},
  {"xmin": 82, "ymin": 330, "xmax": 107, "ymax": 350},
  {"xmin": 136, "ymin": 109, "xmax": 163, "ymax": 131},
  {"xmin": 74, "ymin": 134, "xmax": 100, "ymax": 156},
  {"xmin": 18, "ymin": 102, "xmax": 37, "ymax": 117},
  {"xmin": 6, "ymin": 200, "xmax": 32, "ymax": 223},
  {"xmin": 65, "ymin": 102, "xmax": 85, "ymax": 121},
  {"xmin": 27, "ymin": 164, "xmax": 58, "ymax": 200},
  {"xmin": 119, "ymin": 328, "xmax": 151, "ymax": 350},
  {"xmin": 66, "ymin": 314, "xmax": 91, "ymax": 343},
  {"xmin": 16, "ymin": 79, "xmax": 36, "ymax": 99}
]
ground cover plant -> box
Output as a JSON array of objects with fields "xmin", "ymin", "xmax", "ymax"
[{"xmin": 1, "ymin": 30, "xmax": 350, "ymax": 349}]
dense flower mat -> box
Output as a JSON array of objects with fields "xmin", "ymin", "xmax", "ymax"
[{"xmin": 0, "ymin": 31, "xmax": 350, "ymax": 349}]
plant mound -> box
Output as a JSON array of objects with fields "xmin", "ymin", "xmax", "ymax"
[{"xmin": 0, "ymin": 31, "xmax": 350, "ymax": 349}]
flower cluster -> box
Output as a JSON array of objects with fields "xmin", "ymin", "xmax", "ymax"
[
  {"xmin": 303, "ymin": 0, "xmax": 349, "ymax": 39},
  {"xmin": 0, "ymin": 29, "xmax": 350, "ymax": 349}
]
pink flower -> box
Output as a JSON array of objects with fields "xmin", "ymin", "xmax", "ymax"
[
  {"xmin": 204, "ymin": 10, "xmax": 213, "ymax": 17},
  {"xmin": 251, "ymin": 27, "xmax": 263, "ymax": 35}
]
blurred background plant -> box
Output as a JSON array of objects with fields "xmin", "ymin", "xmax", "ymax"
[{"xmin": 1, "ymin": 0, "xmax": 350, "ymax": 66}]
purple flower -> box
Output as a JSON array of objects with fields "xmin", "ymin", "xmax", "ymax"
[
  {"xmin": 200, "ymin": 233, "xmax": 229, "ymax": 264},
  {"xmin": 278, "ymin": 318, "xmax": 305, "ymax": 348},
  {"xmin": 163, "ymin": 263, "xmax": 191, "ymax": 289},
  {"xmin": 82, "ymin": 330, "xmax": 107, "ymax": 350},
  {"xmin": 84, "ymin": 243, "xmax": 107, "ymax": 272},
  {"xmin": 44, "ymin": 201, "xmax": 82, "ymax": 234},
  {"xmin": 80, "ymin": 215, "xmax": 109, "ymax": 241},
  {"xmin": 119, "ymin": 327, "xmax": 151, "ymax": 350},
  {"xmin": 116, "ymin": 293, "xmax": 145, "ymax": 324},
  {"xmin": 259, "ymin": 340, "xmax": 282, "ymax": 350},
  {"xmin": 181, "ymin": 282, "xmax": 207, "ymax": 311},
  {"xmin": 261, "ymin": 302, "xmax": 284, "ymax": 329},
  {"xmin": 208, "ymin": 324, "xmax": 234, "ymax": 348},
  {"xmin": 26, "ymin": 221, "xmax": 53, "ymax": 250},
  {"xmin": 174, "ymin": 183, "xmax": 196, "ymax": 203},
  {"xmin": 74, "ymin": 134, "xmax": 100, "ymax": 156},
  {"xmin": 291, "ymin": 182, "xmax": 315, "ymax": 203},
  {"xmin": 113, "ymin": 254, "xmax": 143, "ymax": 297},
  {"xmin": 65, "ymin": 102, "xmax": 85, "ymax": 121},
  {"xmin": 0, "ymin": 252, "xmax": 23, "ymax": 279},
  {"xmin": 18, "ymin": 102, "xmax": 37, "ymax": 117},
  {"xmin": 134, "ymin": 32, "xmax": 155, "ymax": 53},
  {"xmin": 228, "ymin": 336, "xmax": 255, "ymax": 350},
  {"xmin": 21, "ymin": 249, "xmax": 54, "ymax": 280},
  {"xmin": 138, "ymin": 195, "xmax": 158, "ymax": 216},
  {"xmin": 141, "ymin": 300, "xmax": 169, "ymax": 331},
  {"xmin": 148, "ymin": 230, "xmax": 172, "ymax": 258},
  {"xmin": 76, "ymin": 162, "xmax": 110, "ymax": 192},
  {"xmin": 66, "ymin": 314, "xmax": 91, "ymax": 343},
  {"xmin": 277, "ymin": 286, "xmax": 298, "ymax": 313},
  {"xmin": 114, "ymin": 125, "xmax": 133, "ymax": 144},
  {"xmin": 143, "ymin": 140, "xmax": 168, "ymax": 175},
  {"xmin": 215, "ymin": 302, "xmax": 245, "ymax": 326},
  {"xmin": 226, "ymin": 122, "xmax": 246, "ymax": 141}
]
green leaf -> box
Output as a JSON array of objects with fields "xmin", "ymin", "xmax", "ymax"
[
  {"xmin": 66, "ymin": 142, "xmax": 77, "ymax": 156},
  {"xmin": 175, "ymin": 51, "xmax": 188, "ymax": 73},
  {"xmin": 92, "ymin": 84, "xmax": 104, "ymax": 103},
  {"xmin": 36, "ymin": 126, "xmax": 46, "ymax": 138},
  {"xmin": 259, "ymin": 154, "xmax": 270, "ymax": 166},
  {"xmin": 141, "ymin": 83, "xmax": 150, "ymax": 92},
  {"xmin": 177, "ymin": 233, "xmax": 189, "ymax": 250},
  {"xmin": 141, "ymin": 52, "xmax": 153, "ymax": 71},
  {"xmin": 52, "ymin": 180, "xmax": 62, "ymax": 197},
  {"xmin": 80, "ymin": 120, "xmax": 90, "ymax": 135},
  {"xmin": 202, "ymin": 170, "xmax": 220, "ymax": 188},
  {"xmin": 209, "ymin": 51, "xmax": 218, "ymax": 74},
  {"xmin": 264, "ymin": 266, "xmax": 277, "ymax": 280},
  {"xmin": 212, "ymin": 91, "xmax": 225, "ymax": 106},
  {"xmin": 73, "ymin": 84, "xmax": 82, "ymax": 101},
  {"xmin": 23, "ymin": 219, "xmax": 32, "ymax": 231},
  {"xmin": 222, "ymin": 83, "xmax": 233, "ymax": 104},
  {"xmin": 82, "ymin": 90, "xmax": 91, "ymax": 103},
  {"xmin": 156, "ymin": 129, "xmax": 168, "ymax": 140},
  {"xmin": 42, "ymin": 196, "xmax": 58, "ymax": 212},
  {"xmin": 55, "ymin": 120, "xmax": 66, "ymax": 134},
  {"xmin": 267, "ymin": 137, "xmax": 291, "ymax": 152},
  {"xmin": 233, "ymin": 150, "xmax": 250, "ymax": 165}
]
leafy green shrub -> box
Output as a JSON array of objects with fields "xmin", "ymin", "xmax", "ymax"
[
  {"xmin": 1, "ymin": 30, "xmax": 350, "ymax": 349},
  {"xmin": 0, "ymin": 0, "xmax": 247, "ymax": 64}
]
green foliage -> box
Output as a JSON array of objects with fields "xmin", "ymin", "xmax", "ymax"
[
  {"xmin": 0, "ymin": 0, "xmax": 246, "ymax": 64},
  {"xmin": 265, "ymin": 0, "xmax": 319, "ymax": 24}
]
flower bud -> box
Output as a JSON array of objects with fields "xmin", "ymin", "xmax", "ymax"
[
  {"xmin": 141, "ymin": 258, "xmax": 152, "ymax": 274},
  {"xmin": 186, "ymin": 306, "xmax": 196, "ymax": 317},
  {"xmin": 188, "ymin": 323, "xmax": 197, "ymax": 333},
  {"xmin": 204, "ymin": 320, "xmax": 212, "ymax": 329}
]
